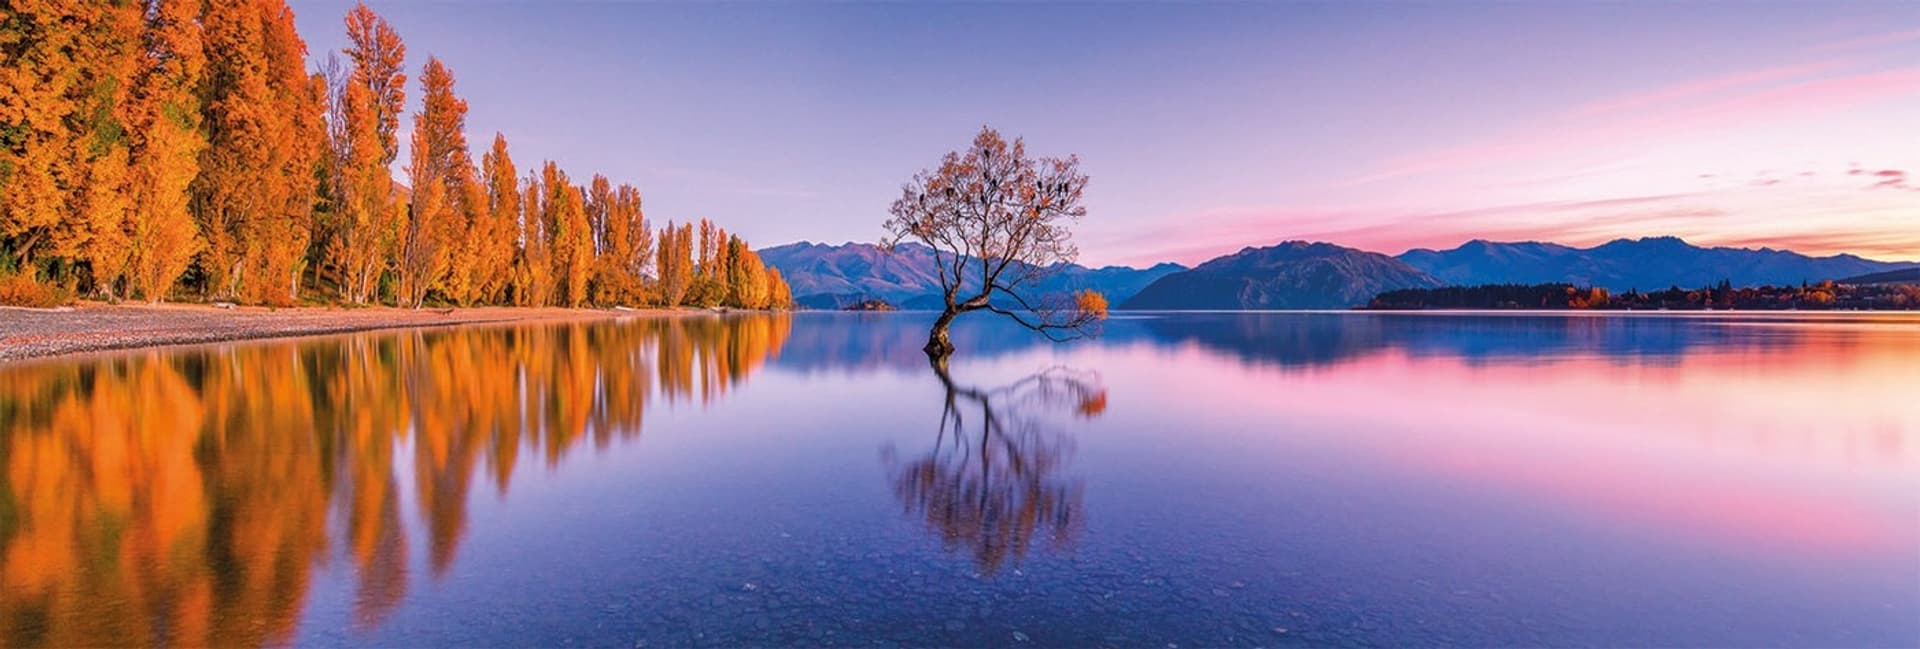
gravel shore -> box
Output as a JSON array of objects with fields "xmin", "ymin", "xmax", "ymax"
[{"xmin": 0, "ymin": 303, "xmax": 665, "ymax": 363}]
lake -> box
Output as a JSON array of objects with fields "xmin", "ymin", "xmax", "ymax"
[{"xmin": 1, "ymin": 311, "xmax": 1916, "ymax": 647}]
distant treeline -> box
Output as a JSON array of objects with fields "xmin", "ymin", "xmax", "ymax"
[
  {"xmin": 1, "ymin": 2, "xmax": 792, "ymax": 310},
  {"xmin": 1368, "ymin": 281, "xmax": 1920, "ymax": 310}
]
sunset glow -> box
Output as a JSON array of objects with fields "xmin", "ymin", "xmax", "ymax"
[{"xmin": 285, "ymin": 2, "xmax": 1920, "ymax": 267}]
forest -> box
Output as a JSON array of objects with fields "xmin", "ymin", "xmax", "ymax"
[
  {"xmin": 0, "ymin": 1, "xmax": 792, "ymax": 310},
  {"xmin": 1367, "ymin": 280, "xmax": 1920, "ymax": 311}
]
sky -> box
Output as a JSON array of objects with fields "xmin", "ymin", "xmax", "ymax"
[{"xmin": 291, "ymin": 1, "xmax": 1920, "ymax": 268}]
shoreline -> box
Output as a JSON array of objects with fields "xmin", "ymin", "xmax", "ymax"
[{"xmin": 0, "ymin": 302, "xmax": 717, "ymax": 364}]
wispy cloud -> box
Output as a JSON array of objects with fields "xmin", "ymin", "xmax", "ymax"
[
  {"xmin": 1095, "ymin": 193, "xmax": 1723, "ymax": 265},
  {"xmin": 1848, "ymin": 167, "xmax": 1911, "ymax": 190}
]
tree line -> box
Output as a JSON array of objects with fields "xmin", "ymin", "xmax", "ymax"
[
  {"xmin": 1368, "ymin": 280, "xmax": 1920, "ymax": 310},
  {"xmin": 0, "ymin": 1, "xmax": 792, "ymax": 309}
]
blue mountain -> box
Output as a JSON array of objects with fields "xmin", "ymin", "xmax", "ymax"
[
  {"xmin": 1398, "ymin": 236, "xmax": 1916, "ymax": 290},
  {"xmin": 1120, "ymin": 241, "xmax": 1441, "ymax": 310},
  {"xmin": 757, "ymin": 241, "xmax": 1185, "ymax": 309}
]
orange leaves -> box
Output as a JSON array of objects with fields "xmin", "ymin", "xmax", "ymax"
[
  {"xmin": 2, "ymin": 0, "xmax": 794, "ymax": 311},
  {"xmin": 1075, "ymin": 289, "xmax": 1109, "ymax": 320},
  {"xmin": 194, "ymin": 0, "xmax": 325, "ymax": 305},
  {"xmin": 125, "ymin": 0, "xmax": 209, "ymax": 303},
  {"xmin": 343, "ymin": 1, "xmax": 405, "ymax": 165},
  {"xmin": 396, "ymin": 56, "xmax": 475, "ymax": 307},
  {"xmin": 539, "ymin": 162, "xmax": 593, "ymax": 308},
  {"xmin": 589, "ymin": 178, "xmax": 652, "ymax": 305}
]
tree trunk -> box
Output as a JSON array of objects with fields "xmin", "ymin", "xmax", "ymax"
[{"xmin": 925, "ymin": 307, "xmax": 958, "ymax": 358}]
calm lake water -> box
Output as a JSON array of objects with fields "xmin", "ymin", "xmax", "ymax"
[{"xmin": 1, "ymin": 311, "xmax": 1916, "ymax": 647}]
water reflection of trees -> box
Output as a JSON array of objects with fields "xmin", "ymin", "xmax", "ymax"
[
  {"xmin": 883, "ymin": 361, "xmax": 1104, "ymax": 575},
  {"xmin": 0, "ymin": 314, "xmax": 789, "ymax": 647}
]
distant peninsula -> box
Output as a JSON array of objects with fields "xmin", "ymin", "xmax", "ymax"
[{"xmin": 1366, "ymin": 281, "xmax": 1920, "ymax": 311}]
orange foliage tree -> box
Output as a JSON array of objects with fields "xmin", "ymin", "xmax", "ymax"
[
  {"xmin": 124, "ymin": 0, "xmax": 208, "ymax": 302},
  {"xmin": 0, "ymin": 2, "xmax": 138, "ymax": 280},
  {"xmin": 476, "ymin": 134, "xmax": 519, "ymax": 304},
  {"xmin": 195, "ymin": 0, "xmax": 324, "ymax": 305},
  {"xmin": 1, "ymin": 0, "xmax": 794, "ymax": 310},
  {"xmin": 541, "ymin": 162, "xmax": 592, "ymax": 307},
  {"xmin": 397, "ymin": 57, "xmax": 472, "ymax": 307}
]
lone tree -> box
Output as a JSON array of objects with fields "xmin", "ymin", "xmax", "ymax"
[{"xmin": 883, "ymin": 126, "xmax": 1108, "ymax": 357}]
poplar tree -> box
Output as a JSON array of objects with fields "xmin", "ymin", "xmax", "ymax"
[
  {"xmin": 398, "ymin": 56, "xmax": 470, "ymax": 306},
  {"xmin": 250, "ymin": 1, "xmax": 324, "ymax": 305},
  {"xmin": 125, "ymin": 0, "xmax": 209, "ymax": 302},
  {"xmin": 343, "ymin": 1, "xmax": 404, "ymax": 166},
  {"xmin": 481, "ymin": 134, "xmax": 521, "ymax": 304}
]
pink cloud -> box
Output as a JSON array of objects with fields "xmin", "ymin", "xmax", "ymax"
[
  {"xmin": 1715, "ymin": 229, "xmax": 1920, "ymax": 261},
  {"xmin": 1096, "ymin": 193, "xmax": 1720, "ymax": 265},
  {"xmin": 1848, "ymin": 167, "xmax": 1911, "ymax": 190}
]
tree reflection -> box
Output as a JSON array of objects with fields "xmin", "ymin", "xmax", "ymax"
[
  {"xmin": 0, "ymin": 314, "xmax": 789, "ymax": 647},
  {"xmin": 883, "ymin": 359, "xmax": 1104, "ymax": 575}
]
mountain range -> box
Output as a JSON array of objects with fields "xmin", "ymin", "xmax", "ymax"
[
  {"xmin": 757, "ymin": 241, "xmax": 1185, "ymax": 310},
  {"xmin": 1398, "ymin": 236, "xmax": 1907, "ymax": 291},
  {"xmin": 1839, "ymin": 267, "xmax": 1920, "ymax": 285},
  {"xmin": 758, "ymin": 237, "xmax": 1917, "ymax": 310},
  {"xmin": 1121, "ymin": 241, "xmax": 1439, "ymax": 310}
]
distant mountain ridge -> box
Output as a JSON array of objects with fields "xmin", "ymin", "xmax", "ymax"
[
  {"xmin": 760, "ymin": 236, "xmax": 1916, "ymax": 311},
  {"xmin": 757, "ymin": 241, "xmax": 1185, "ymax": 309},
  {"xmin": 1838, "ymin": 267, "xmax": 1920, "ymax": 285},
  {"xmin": 1120, "ymin": 241, "xmax": 1441, "ymax": 310},
  {"xmin": 1398, "ymin": 236, "xmax": 1915, "ymax": 290}
]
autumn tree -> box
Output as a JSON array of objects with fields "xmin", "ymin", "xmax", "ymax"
[
  {"xmin": 321, "ymin": 69, "xmax": 394, "ymax": 303},
  {"xmin": 883, "ymin": 126, "xmax": 1105, "ymax": 357},
  {"xmin": 397, "ymin": 56, "xmax": 471, "ymax": 306},
  {"xmin": 0, "ymin": 4, "xmax": 127, "ymax": 275},
  {"xmin": 686, "ymin": 218, "xmax": 733, "ymax": 306},
  {"xmin": 722, "ymin": 235, "xmax": 765, "ymax": 308},
  {"xmin": 194, "ymin": 0, "xmax": 324, "ymax": 305},
  {"xmin": 72, "ymin": 5, "xmax": 143, "ymax": 299},
  {"xmin": 765, "ymin": 267, "xmax": 794, "ymax": 310},
  {"xmin": 515, "ymin": 174, "xmax": 552, "ymax": 306},
  {"xmin": 124, "ymin": 0, "xmax": 209, "ymax": 302},
  {"xmin": 252, "ymin": 1, "xmax": 324, "ymax": 305},
  {"xmin": 541, "ymin": 162, "xmax": 592, "ymax": 307},
  {"xmin": 313, "ymin": 4, "xmax": 404, "ymax": 304},
  {"xmin": 585, "ymin": 175, "xmax": 616, "ymax": 301},
  {"xmin": 656, "ymin": 221, "xmax": 692, "ymax": 307},
  {"xmin": 3, "ymin": 0, "xmax": 785, "ymax": 311},
  {"xmin": 193, "ymin": 0, "xmax": 261, "ymax": 299},
  {"xmin": 618, "ymin": 184, "xmax": 653, "ymax": 303},
  {"xmin": 343, "ymin": 1, "xmax": 404, "ymax": 166},
  {"xmin": 591, "ymin": 179, "xmax": 651, "ymax": 305},
  {"xmin": 395, "ymin": 177, "xmax": 446, "ymax": 307},
  {"xmin": 480, "ymin": 134, "xmax": 520, "ymax": 304},
  {"xmin": 442, "ymin": 173, "xmax": 492, "ymax": 305}
]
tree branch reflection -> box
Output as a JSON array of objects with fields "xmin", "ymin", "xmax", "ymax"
[{"xmin": 883, "ymin": 359, "xmax": 1105, "ymax": 575}]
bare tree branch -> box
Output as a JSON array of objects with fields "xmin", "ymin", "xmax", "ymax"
[{"xmin": 881, "ymin": 126, "xmax": 1104, "ymax": 356}]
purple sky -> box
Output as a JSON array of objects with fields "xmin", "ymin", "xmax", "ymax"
[{"xmin": 292, "ymin": 1, "xmax": 1920, "ymax": 267}]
